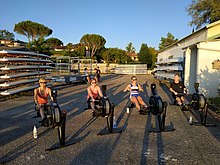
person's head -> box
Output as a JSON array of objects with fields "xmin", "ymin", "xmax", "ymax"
[
  {"xmin": 84, "ymin": 68, "xmax": 87, "ymax": 71},
  {"xmin": 91, "ymin": 79, "xmax": 97, "ymax": 86},
  {"xmin": 131, "ymin": 76, "xmax": 137, "ymax": 82},
  {"xmin": 174, "ymin": 73, "xmax": 180, "ymax": 82},
  {"xmin": 39, "ymin": 78, "xmax": 47, "ymax": 86},
  {"xmin": 97, "ymin": 66, "xmax": 99, "ymax": 69}
]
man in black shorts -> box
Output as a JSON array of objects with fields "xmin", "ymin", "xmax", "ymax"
[
  {"xmin": 94, "ymin": 66, "xmax": 101, "ymax": 83},
  {"xmin": 170, "ymin": 74, "xmax": 187, "ymax": 106}
]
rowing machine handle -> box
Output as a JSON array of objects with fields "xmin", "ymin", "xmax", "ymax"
[{"xmin": 151, "ymin": 83, "xmax": 157, "ymax": 96}]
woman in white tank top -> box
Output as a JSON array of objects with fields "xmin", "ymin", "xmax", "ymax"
[{"xmin": 123, "ymin": 76, "xmax": 148, "ymax": 113}]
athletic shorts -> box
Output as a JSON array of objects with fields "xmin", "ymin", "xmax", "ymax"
[{"xmin": 130, "ymin": 94, "xmax": 139, "ymax": 98}]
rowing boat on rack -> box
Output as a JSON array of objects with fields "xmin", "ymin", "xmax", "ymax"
[
  {"xmin": 0, "ymin": 65, "xmax": 54, "ymax": 71},
  {"xmin": 0, "ymin": 50, "xmax": 51, "ymax": 58},
  {"xmin": 0, "ymin": 72, "xmax": 50, "ymax": 79},
  {"xmin": 0, "ymin": 78, "xmax": 39, "ymax": 87},
  {"xmin": 0, "ymin": 57, "xmax": 53, "ymax": 63},
  {"xmin": 0, "ymin": 83, "xmax": 52, "ymax": 96}
]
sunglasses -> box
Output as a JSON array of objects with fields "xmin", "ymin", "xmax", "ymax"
[
  {"xmin": 132, "ymin": 79, "xmax": 137, "ymax": 81},
  {"xmin": 40, "ymin": 82, "xmax": 47, "ymax": 84},
  {"xmin": 91, "ymin": 81, "xmax": 96, "ymax": 84}
]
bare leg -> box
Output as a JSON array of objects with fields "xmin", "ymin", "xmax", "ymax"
[
  {"xmin": 90, "ymin": 101, "xmax": 95, "ymax": 110},
  {"xmin": 176, "ymin": 97, "xmax": 182, "ymax": 105},
  {"xmin": 181, "ymin": 96, "xmax": 185, "ymax": 103},
  {"xmin": 131, "ymin": 97, "xmax": 140, "ymax": 110},
  {"xmin": 137, "ymin": 96, "xmax": 148, "ymax": 108},
  {"xmin": 39, "ymin": 104, "xmax": 45, "ymax": 119}
]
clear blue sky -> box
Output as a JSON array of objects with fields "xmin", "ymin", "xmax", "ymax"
[{"xmin": 1, "ymin": 0, "xmax": 193, "ymax": 51}]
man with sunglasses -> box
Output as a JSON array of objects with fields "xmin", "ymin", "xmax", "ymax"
[
  {"xmin": 34, "ymin": 78, "xmax": 54, "ymax": 126},
  {"xmin": 123, "ymin": 76, "xmax": 149, "ymax": 114},
  {"xmin": 87, "ymin": 79, "xmax": 103, "ymax": 113}
]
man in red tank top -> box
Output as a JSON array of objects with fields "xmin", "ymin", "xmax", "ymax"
[{"xmin": 34, "ymin": 78, "xmax": 54, "ymax": 124}]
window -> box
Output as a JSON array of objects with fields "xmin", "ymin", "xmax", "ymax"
[{"xmin": 168, "ymin": 55, "xmax": 173, "ymax": 59}]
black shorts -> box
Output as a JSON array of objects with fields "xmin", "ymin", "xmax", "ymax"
[{"xmin": 172, "ymin": 93, "xmax": 183, "ymax": 99}]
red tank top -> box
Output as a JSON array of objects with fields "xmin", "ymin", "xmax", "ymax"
[
  {"xmin": 87, "ymin": 86, "xmax": 99, "ymax": 99},
  {"xmin": 37, "ymin": 87, "xmax": 49, "ymax": 104}
]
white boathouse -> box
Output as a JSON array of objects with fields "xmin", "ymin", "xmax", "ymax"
[{"xmin": 155, "ymin": 20, "xmax": 220, "ymax": 98}]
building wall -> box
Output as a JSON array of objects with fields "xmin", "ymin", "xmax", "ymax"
[
  {"xmin": 158, "ymin": 29, "xmax": 207, "ymax": 62},
  {"xmin": 158, "ymin": 46, "xmax": 183, "ymax": 61},
  {"xmin": 157, "ymin": 21, "xmax": 220, "ymax": 98},
  {"xmin": 184, "ymin": 41, "xmax": 220, "ymax": 97},
  {"xmin": 207, "ymin": 23, "xmax": 220, "ymax": 39},
  {"xmin": 196, "ymin": 41, "xmax": 220, "ymax": 97}
]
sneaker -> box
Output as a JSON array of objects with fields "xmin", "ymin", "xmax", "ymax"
[{"xmin": 139, "ymin": 109, "xmax": 148, "ymax": 115}]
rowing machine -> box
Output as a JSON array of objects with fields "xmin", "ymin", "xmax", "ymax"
[{"xmin": 148, "ymin": 83, "xmax": 174, "ymax": 132}]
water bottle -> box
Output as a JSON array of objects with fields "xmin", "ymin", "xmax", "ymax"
[
  {"xmin": 127, "ymin": 107, "xmax": 130, "ymax": 113},
  {"xmin": 33, "ymin": 126, "xmax": 38, "ymax": 139},
  {"xmin": 113, "ymin": 116, "xmax": 117, "ymax": 128},
  {"xmin": 189, "ymin": 116, "xmax": 193, "ymax": 125}
]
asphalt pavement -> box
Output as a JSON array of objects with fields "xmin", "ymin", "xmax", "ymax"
[{"xmin": 0, "ymin": 74, "xmax": 220, "ymax": 165}]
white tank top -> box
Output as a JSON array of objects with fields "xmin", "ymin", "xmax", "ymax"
[{"xmin": 130, "ymin": 84, "xmax": 139, "ymax": 95}]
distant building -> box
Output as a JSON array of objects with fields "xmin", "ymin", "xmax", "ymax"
[
  {"xmin": 53, "ymin": 46, "xmax": 66, "ymax": 51},
  {"xmin": 127, "ymin": 52, "xmax": 138, "ymax": 61},
  {"xmin": 0, "ymin": 39, "xmax": 12, "ymax": 45},
  {"xmin": 0, "ymin": 39, "xmax": 25, "ymax": 48},
  {"xmin": 53, "ymin": 43, "xmax": 81, "ymax": 52},
  {"xmin": 155, "ymin": 20, "xmax": 220, "ymax": 98}
]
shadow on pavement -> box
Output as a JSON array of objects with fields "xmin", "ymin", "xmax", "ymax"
[{"xmin": 0, "ymin": 102, "xmax": 35, "ymax": 147}]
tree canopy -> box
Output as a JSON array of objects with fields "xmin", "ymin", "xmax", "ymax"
[
  {"xmin": 45, "ymin": 38, "xmax": 63, "ymax": 48},
  {"xmin": 80, "ymin": 34, "xmax": 106, "ymax": 57},
  {"xmin": 148, "ymin": 47, "xmax": 157, "ymax": 68},
  {"xmin": 102, "ymin": 48, "xmax": 131, "ymax": 64},
  {"xmin": 26, "ymin": 37, "xmax": 50, "ymax": 55},
  {"xmin": 64, "ymin": 43, "xmax": 85, "ymax": 57},
  {"xmin": 187, "ymin": 0, "xmax": 220, "ymax": 29},
  {"xmin": 126, "ymin": 42, "xmax": 136, "ymax": 53},
  {"xmin": 138, "ymin": 44, "xmax": 152, "ymax": 66},
  {"xmin": 0, "ymin": 30, "xmax": 15, "ymax": 40},
  {"xmin": 14, "ymin": 20, "xmax": 53, "ymax": 43},
  {"xmin": 158, "ymin": 32, "xmax": 178, "ymax": 50}
]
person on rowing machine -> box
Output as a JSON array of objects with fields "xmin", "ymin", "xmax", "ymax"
[
  {"xmin": 87, "ymin": 78, "xmax": 103, "ymax": 114},
  {"xmin": 123, "ymin": 76, "xmax": 149, "ymax": 114},
  {"xmin": 84, "ymin": 68, "xmax": 91, "ymax": 84},
  {"xmin": 170, "ymin": 73, "xmax": 187, "ymax": 106},
  {"xmin": 34, "ymin": 78, "xmax": 54, "ymax": 126}
]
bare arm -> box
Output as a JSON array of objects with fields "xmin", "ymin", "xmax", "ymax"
[
  {"xmin": 87, "ymin": 87, "xmax": 95, "ymax": 101},
  {"xmin": 97, "ymin": 86, "xmax": 103, "ymax": 97},
  {"xmin": 123, "ymin": 84, "xmax": 130, "ymax": 92},
  {"xmin": 34, "ymin": 89, "xmax": 38, "ymax": 104},
  {"xmin": 48, "ymin": 88, "xmax": 54, "ymax": 102},
  {"xmin": 138, "ymin": 84, "xmax": 144, "ymax": 92}
]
